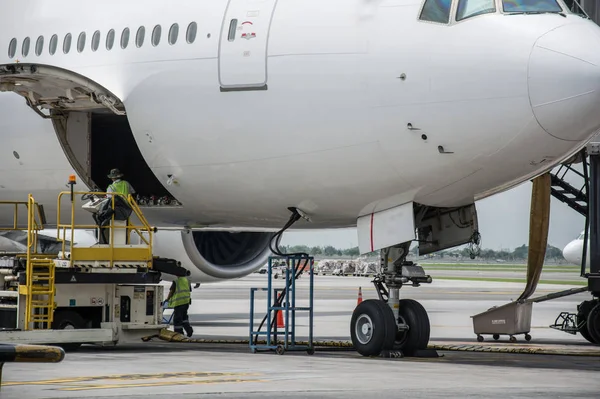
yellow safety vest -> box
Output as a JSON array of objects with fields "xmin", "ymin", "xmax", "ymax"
[
  {"xmin": 108, "ymin": 180, "xmax": 131, "ymax": 197},
  {"xmin": 168, "ymin": 277, "xmax": 191, "ymax": 308}
]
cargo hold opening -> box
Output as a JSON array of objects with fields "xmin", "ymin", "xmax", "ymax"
[
  {"xmin": 90, "ymin": 112, "xmax": 175, "ymax": 202},
  {"xmin": 0, "ymin": 63, "xmax": 180, "ymax": 207},
  {"xmin": 54, "ymin": 110, "xmax": 180, "ymax": 206}
]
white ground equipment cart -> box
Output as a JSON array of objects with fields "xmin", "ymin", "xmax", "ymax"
[{"xmin": 472, "ymin": 287, "xmax": 589, "ymax": 342}]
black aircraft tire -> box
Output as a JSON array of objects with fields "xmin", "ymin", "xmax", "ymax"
[
  {"xmin": 586, "ymin": 302, "xmax": 600, "ymax": 345},
  {"xmin": 577, "ymin": 300, "xmax": 598, "ymax": 344},
  {"xmin": 350, "ymin": 299, "xmax": 396, "ymax": 357},
  {"xmin": 394, "ymin": 299, "xmax": 431, "ymax": 356}
]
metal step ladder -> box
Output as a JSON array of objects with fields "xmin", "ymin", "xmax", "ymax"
[
  {"xmin": 24, "ymin": 258, "xmax": 56, "ymax": 330},
  {"xmin": 23, "ymin": 194, "xmax": 55, "ymax": 330},
  {"xmin": 549, "ymin": 158, "xmax": 588, "ymax": 218},
  {"xmin": 249, "ymin": 255, "xmax": 314, "ymax": 355}
]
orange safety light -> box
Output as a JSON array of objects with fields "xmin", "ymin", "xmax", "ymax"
[{"xmin": 68, "ymin": 174, "xmax": 76, "ymax": 184}]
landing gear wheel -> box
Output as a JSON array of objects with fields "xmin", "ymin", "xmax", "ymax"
[
  {"xmin": 493, "ymin": 334, "xmax": 500, "ymax": 341},
  {"xmin": 393, "ymin": 299, "xmax": 431, "ymax": 356},
  {"xmin": 509, "ymin": 336, "xmax": 517, "ymax": 343},
  {"xmin": 276, "ymin": 345, "xmax": 285, "ymax": 355},
  {"xmin": 477, "ymin": 335, "xmax": 484, "ymax": 342},
  {"xmin": 52, "ymin": 310, "xmax": 85, "ymax": 351},
  {"xmin": 525, "ymin": 334, "xmax": 532, "ymax": 342},
  {"xmin": 578, "ymin": 300, "xmax": 599, "ymax": 344},
  {"xmin": 307, "ymin": 347, "xmax": 315, "ymax": 355},
  {"xmin": 350, "ymin": 299, "xmax": 396, "ymax": 357},
  {"xmin": 587, "ymin": 302, "xmax": 600, "ymax": 345}
]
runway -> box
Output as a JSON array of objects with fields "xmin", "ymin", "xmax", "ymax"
[{"xmin": 2, "ymin": 273, "xmax": 598, "ymax": 398}]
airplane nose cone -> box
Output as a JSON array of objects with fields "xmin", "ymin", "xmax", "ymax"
[{"xmin": 528, "ymin": 23, "xmax": 600, "ymax": 141}]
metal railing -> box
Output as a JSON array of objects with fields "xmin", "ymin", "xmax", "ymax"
[
  {"xmin": 56, "ymin": 191, "xmax": 154, "ymax": 268},
  {"xmin": 0, "ymin": 199, "xmax": 45, "ymax": 232}
]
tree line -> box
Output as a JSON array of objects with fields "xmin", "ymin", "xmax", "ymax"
[{"xmin": 279, "ymin": 243, "xmax": 566, "ymax": 261}]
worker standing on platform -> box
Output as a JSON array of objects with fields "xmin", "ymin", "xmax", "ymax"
[
  {"xmin": 165, "ymin": 271, "xmax": 194, "ymax": 337},
  {"xmin": 106, "ymin": 168, "xmax": 135, "ymax": 197},
  {"xmin": 100, "ymin": 168, "xmax": 135, "ymax": 245}
]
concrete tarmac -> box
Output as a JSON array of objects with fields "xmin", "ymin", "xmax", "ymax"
[
  {"xmin": 2, "ymin": 343, "xmax": 599, "ymax": 398},
  {"xmin": 185, "ymin": 275, "xmax": 591, "ymax": 342},
  {"xmin": 2, "ymin": 275, "xmax": 599, "ymax": 398}
]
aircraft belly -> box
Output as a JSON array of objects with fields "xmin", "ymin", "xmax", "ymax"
[{"xmin": 138, "ymin": 141, "xmax": 411, "ymax": 229}]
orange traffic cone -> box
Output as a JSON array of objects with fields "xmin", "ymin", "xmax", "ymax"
[
  {"xmin": 357, "ymin": 287, "xmax": 363, "ymax": 305},
  {"xmin": 276, "ymin": 310, "xmax": 285, "ymax": 328}
]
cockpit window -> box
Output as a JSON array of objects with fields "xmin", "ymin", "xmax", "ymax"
[
  {"xmin": 457, "ymin": 0, "xmax": 496, "ymax": 21},
  {"xmin": 420, "ymin": 0, "xmax": 452, "ymax": 24},
  {"xmin": 502, "ymin": 0, "xmax": 562, "ymax": 13}
]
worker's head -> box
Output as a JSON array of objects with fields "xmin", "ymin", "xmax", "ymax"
[{"xmin": 107, "ymin": 168, "xmax": 124, "ymax": 181}]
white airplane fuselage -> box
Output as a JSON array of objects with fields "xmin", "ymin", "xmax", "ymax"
[
  {"xmin": 563, "ymin": 231, "xmax": 589, "ymax": 268},
  {"xmin": 1, "ymin": 0, "xmax": 600, "ymax": 282}
]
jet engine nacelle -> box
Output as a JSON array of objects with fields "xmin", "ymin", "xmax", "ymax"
[{"xmin": 152, "ymin": 230, "xmax": 275, "ymax": 283}]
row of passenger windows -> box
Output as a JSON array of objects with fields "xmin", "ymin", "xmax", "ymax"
[
  {"xmin": 420, "ymin": 0, "xmax": 564, "ymax": 24},
  {"xmin": 7, "ymin": 22, "xmax": 200, "ymax": 59}
]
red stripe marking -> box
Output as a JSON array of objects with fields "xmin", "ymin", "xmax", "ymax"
[{"xmin": 370, "ymin": 213, "xmax": 374, "ymax": 252}]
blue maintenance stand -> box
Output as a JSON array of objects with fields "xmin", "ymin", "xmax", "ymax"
[{"xmin": 249, "ymin": 255, "xmax": 314, "ymax": 355}]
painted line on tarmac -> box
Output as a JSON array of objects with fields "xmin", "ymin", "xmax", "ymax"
[
  {"xmin": 146, "ymin": 335, "xmax": 600, "ymax": 357},
  {"xmin": 2, "ymin": 371, "xmax": 261, "ymax": 387},
  {"xmin": 54, "ymin": 377, "xmax": 269, "ymax": 392},
  {"xmin": 143, "ymin": 333, "xmax": 600, "ymax": 357},
  {"xmin": 428, "ymin": 344, "xmax": 600, "ymax": 357}
]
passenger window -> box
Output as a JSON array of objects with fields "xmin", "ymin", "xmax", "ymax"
[
  {"xmin": 420, "ymin": 0, "xmax": 452, "ymax": 24},
  {"xmin": 8, "ymin": 38, "xmax": 17, "ymax": 58},
  {"xmin": 77, "ymin": 32, "xmax": 86, "ymax": 53},
  {"xmin": 35, "ymin": 36, "xmax": 44, "ymax": 56},
  {"xmin": 106, "ymin": 29, "xmax": 115, "ymax": 50},
  {"xmin": 63, "ymin": 33, "xmax": 72, "ymax": 54},
  {"xmin": 457, "ymin": 0, "xmax": 496, "ymax": 21},
  {"xmin": 136, "ymin": 26, "xmax": 145, "ymax": 48},
  {"xmin": 91, "ymin": 30, "xmax": 101, "ymax": 52},
  {"xmin": 152, "ymin": 25, "xmax": 162, "ymax": 46},
  {"xmin": 22, "ymin": 37, "xmax": 30, "ymax": 57},
  {"xmin": 121, "ymin": 28, "xmax": 130, "ymax": 49},
  {"xmin": 168, "ymin": 23, "xmax": 179, "ymax": 45},
  {"xmin": 49, "ymin": 34, "xmax": 58, "ymax": 55},
  {"xmin": 186, "ymin": 22, "xmax": 197, "ymax": 44}
]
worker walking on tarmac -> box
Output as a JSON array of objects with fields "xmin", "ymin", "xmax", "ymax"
[
  {"xmin": 106, "ymin": 168, "xmax": 135, "ymax": 197},
  {"xmin": 165, "ymin": 271, "xmax": 194, "ymax": 337}
]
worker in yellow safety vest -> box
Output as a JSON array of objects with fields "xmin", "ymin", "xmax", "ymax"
[
  {"xmin": 106, "ymin": 168, "xmax": 135, "ymax": 197},
  {"xmin": 165, "ymin": 271, "xmax": 194, "ymax": 337}
]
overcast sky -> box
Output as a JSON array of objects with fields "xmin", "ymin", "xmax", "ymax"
[{"xmin": 281, "ymin": 179, "xmax": 585, "ymax": 252}]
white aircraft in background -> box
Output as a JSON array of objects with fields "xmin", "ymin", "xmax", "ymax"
[
  {"xmin": 563, "ymin": 230, "xmax": 589, "ymax": 268},
  {"xmin": 0, "ymin": 0, "xmax": 599, "ymax": 354}
]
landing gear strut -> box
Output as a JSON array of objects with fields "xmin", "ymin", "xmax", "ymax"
[{"xmin": 350, "ymin": 243, "xmax": 432, "ymax": 357}]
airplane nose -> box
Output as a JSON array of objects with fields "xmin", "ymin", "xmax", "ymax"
[{"xmin": 528, "ymin": 23, "xmax": 600, "ymax": 141}]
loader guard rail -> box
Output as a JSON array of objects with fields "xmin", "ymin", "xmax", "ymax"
[
  {"xmin": 56, "ymin": 191, "xmax": 155, "ymax": 268},
  {"xmin": 0, "ymin": 198, "xmax": 46, "ymax": 232}
]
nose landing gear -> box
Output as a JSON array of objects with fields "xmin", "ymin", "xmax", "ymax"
[{"xmin": 350, "ymin": 243, "xmax": 433, "ymax": 357}]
